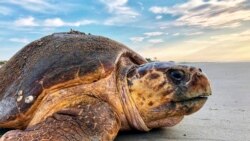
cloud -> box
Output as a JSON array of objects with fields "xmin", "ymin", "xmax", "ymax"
[
  {"xmin": 149, "ymin": 0, "xmax": 250, "ymax": 28},
  {"xmin": 210, "ymin": 29, "xmax": 250, "ymax": 42},
  {"xmin": 149, "ymin": 6, "xmax": 169, "ymax": 14},
  {"xmin": 137, "ymin": 2, "xmax": 144, "ymax": 11},
  {"xmin": 43, "ymin": 18, "xmax": 96, "ymax": 27},
  {"xmin": 184, "ymin": 32, "xmax": 203, "ymax": 36},
  {"xmin": 9, "ymin": 38, "xmax": 30, "ymax": 44},
  {"xmin": 100, "ymin": 0, "xmax": 138, "ymax": 15},
  {"xmin": 172, "ymin": 33, "xmax": 180, "ymax": 36},
  {"xmin": 155, "ymin": 15, "xmax": 162, "ymax": 20},
  {"xmin": 14, "ymin": 16, "xmax": 38, "ymax": 27},
  {"xmin": 0, "ymin": 6, "xmax": 13, "ymax": 15},
  {"xmin": 14, "ymin": 17, "xmax": 96, "ymax": 27},
  {"xmin": 0, "ymin": 0, "xmax": 78, "ymax": 14},
  {"xmin": 104, "ymin": 15, "xmax": 137, "ymax": 25},
  {"xmin": 141, "ymin": 30, "xmax": 250, "ymax": 62},
  {"xmin": 99, "ymin": 0, "xmax": 140, "ymax": 25},
  {"xmin": 148, "ymin": 39, "xmax": 163, "ymax": 43},
  {"xmin": 44, "ymin": 18, "xmax": 65, "ymax": 27},
  {"xmin": 130, "ymin": 31, "xmax": 164, "ymax": 43},
  {"xmin": 171, "ymin": 31, "xmax": 203, "ymax": 36},
  {"xmin": 0, "ymin": 0, "xmax": 55, "ymax": 13},
  {"xmin": 144, "ymin": 32, "xmax": 164, "ymax": 37},
  {"xmin": 130, "ymin": 37, "xmax": 144, "ymax": 42}
]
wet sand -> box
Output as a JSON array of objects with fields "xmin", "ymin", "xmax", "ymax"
[{"xmin": 1, "ymin": 62, "xmax": 250, "ymax": 140}]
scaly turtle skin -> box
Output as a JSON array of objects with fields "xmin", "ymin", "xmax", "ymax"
[{"xmin": 0, "ymin": 31, "xmax": 212, "ymax": 141}]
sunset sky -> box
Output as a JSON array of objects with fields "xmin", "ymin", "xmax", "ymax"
[{"xmin": 0, "ymin": 0, "xmax": 249, "ymax": 62}]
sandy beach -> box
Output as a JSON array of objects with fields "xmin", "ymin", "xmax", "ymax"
[{"xmin": 1, "ymin": 62, "xmax": 250, "ymax": 140}]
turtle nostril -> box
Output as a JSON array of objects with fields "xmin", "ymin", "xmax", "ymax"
[{"xmin": 170, "ymin": 70, "xmax": 185, "ymax": 81}]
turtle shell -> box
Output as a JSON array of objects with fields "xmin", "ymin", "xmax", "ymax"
[{"xmin": 0, "ymin": 31, "xmax": 146, "ymax": 124}]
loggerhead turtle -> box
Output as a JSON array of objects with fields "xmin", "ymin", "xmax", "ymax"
[{"xmin": 0, "ymin": 31, "xmax": 211, "ymax": 141}]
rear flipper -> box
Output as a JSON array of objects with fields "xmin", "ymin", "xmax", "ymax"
[{"xmin": 0, "ymin": 100, "xmax": 121, "ymax": 141}]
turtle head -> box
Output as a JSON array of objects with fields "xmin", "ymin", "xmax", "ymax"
[{"xmin": 127, "ymin": 62, "xmax": 212, "ymax": 129}]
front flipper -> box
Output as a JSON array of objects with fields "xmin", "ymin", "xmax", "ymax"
[{"xmin": 0, "ymin": 100, "xmax": 121, "ymax": 141}]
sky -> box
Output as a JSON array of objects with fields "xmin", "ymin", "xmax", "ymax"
[{"xmin": 0, "ymin": 0, "xmax": 250, "ymax": 62}]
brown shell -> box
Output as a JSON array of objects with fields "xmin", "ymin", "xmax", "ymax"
[{"xmin": 0, "ymin": 31, "xmax": 146, "ymax": 122}]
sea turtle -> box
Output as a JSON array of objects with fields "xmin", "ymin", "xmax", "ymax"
[{"xmin": 0, "ymin": 31, "xmax": 211, "ymax": 141}]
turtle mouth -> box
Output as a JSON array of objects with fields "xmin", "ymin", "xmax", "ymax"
[
  {"xmin": 173, "ymin": 92, "xmax": 211, "ymax": 103},
  {"xmin": 171, "ymin": 93, "xmax": 211, "ymax": 115},
  {"xmin": 175, "ymin": 96, "xmax": 208, "ymax": 103},
  {"xmin": 152, "ymin": 92, "xmax": 210, "ymax": 116}
]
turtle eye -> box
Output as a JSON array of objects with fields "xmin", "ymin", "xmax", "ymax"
[{"xmin": 168, "ymin": 69, "xmax": 185, "ymax": 84}]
